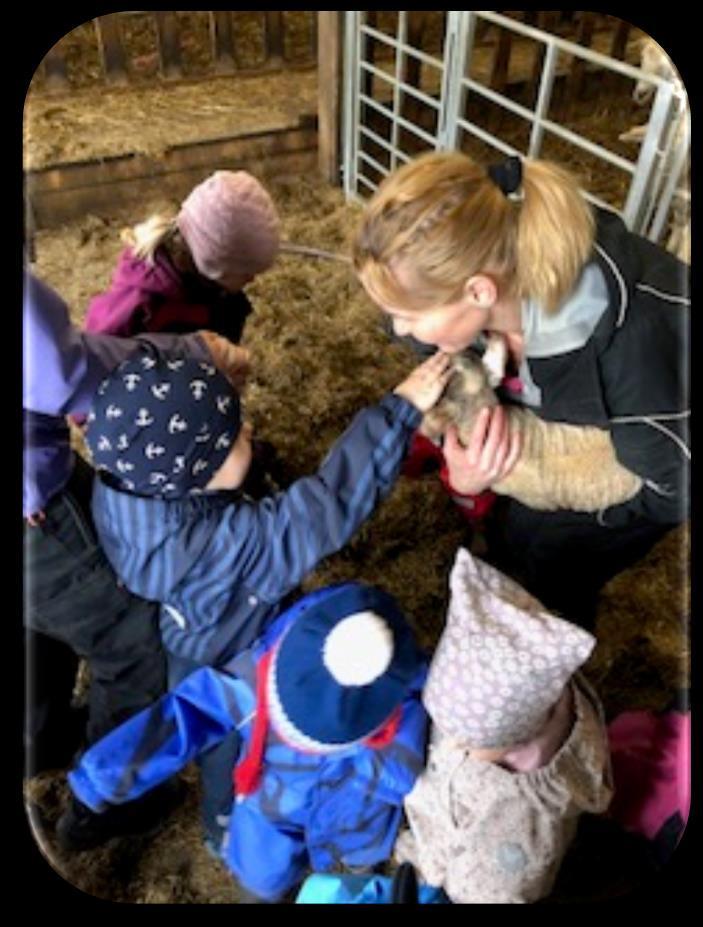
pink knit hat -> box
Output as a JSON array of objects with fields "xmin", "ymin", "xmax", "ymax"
[
  {"xmin": 424, "ymin": 549, "xmax": 596, "ymax": 749},
  {"xmin": 177, "ymin": 171, "xmax": 281, "ymax": 290}
]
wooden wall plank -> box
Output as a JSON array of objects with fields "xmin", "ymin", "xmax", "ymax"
[
  {"xmin": 42, "ymin": 45, "xmax": 70, "ymax": 93},
  {"xmin": 210, "ymin": 12, "xmax": 236, "ymax": 74},
  {"xmin": 27, "ymin": 123, "xmax": 319, "ymax": 228},
  {"xmin": 94, "ymin": 15, "xmax": 129, "ymax": 86},
  {"xmin": 265, "ymin": 12, "xmax": 284, "ymax": 66},
  {"xmin": 154, "ymin": 12, "xmax": 183, "ymax": 80}
]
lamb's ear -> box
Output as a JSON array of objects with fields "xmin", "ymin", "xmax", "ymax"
[{"xmin": 481, "ymin": 334, "xmax": 508, "ymax": 388}]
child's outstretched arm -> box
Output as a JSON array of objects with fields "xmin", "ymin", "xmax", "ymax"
[
  {"xmin": 198, "ymin": 354, "xmax": 451, "ymax": 624},
  {"xmin": 68, "ymin": 667, "xmax": 248, "ymax": 813}
]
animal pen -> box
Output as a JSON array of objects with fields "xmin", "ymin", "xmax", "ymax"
[{"xmin": 24, "ymin": 12, "xmax": 689, "ymax": 905}]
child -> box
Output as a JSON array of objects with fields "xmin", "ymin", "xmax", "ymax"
[
  {"xmin": 73, "ymin": 345, "xmax": 451, "ymax": 852},
  {"xmin": 23, "ymin": 271, "xmax": 246, "ymax": 847},
  {"xmin": 85, "ymin": 170, "xmax": 280, "ymax": 344},
  {"xmin": 66, "ymin": 583, "xmax": 428, "ymax": 902},
  {"xmin": 353, "ymin": 151, "xmax": 689, "ymax": 627},
  {"xmin": 394, "ymin": 547, "xmax": 613, "ymax": 904}
]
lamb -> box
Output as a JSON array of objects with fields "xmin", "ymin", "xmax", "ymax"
[{"xmin": 420, "ymin": 350, "xmax": 643, "ymax": 513}]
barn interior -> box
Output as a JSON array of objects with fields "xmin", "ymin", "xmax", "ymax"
[{"xmin": 24, "ymin": 12, "xmax": 690, "ymax": 904}]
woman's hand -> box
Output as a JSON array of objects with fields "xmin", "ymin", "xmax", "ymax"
[
  {"xmin": 26, "ymin": 511, "xmax": 46, "ymax": 528},
  {"xmin": 198, "ymin": 331, "xmax": 251, "ymax": 390},
  {"xmin": 443, "ymin": 407, "xmax": 522, "ymax": 495},
  {"xmin": 394, "ymin": 352, "xmax": 453, "ymax": 413}
]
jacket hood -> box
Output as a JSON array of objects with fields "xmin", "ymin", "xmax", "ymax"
[{"xmin": 85, "ymin": 248, "xmax": 197, "ymax": 336}]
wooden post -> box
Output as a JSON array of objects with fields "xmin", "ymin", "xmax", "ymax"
[
  {"xmin": 94, "ymin": 15, "xmax": 129, "ymax": 86},
  {"xmin": 210, "ymin": 12, "xmax": 236, "ymax": 74},
  {"xmin": 532, "ymin": 12, "xmax": 562, "ymax": 114},
  {"xmin": 567, "ymin": 12, "xmax": 597, "ymax": 103},
  {"xmin": 604, "ymin": 17, "xmax": 634, "ymax": 93},
  {"xmin": 266, "ymin": 12, "xmax": 284, "ymax": 67},
  {"xmin": 610, "ymin": 18, "xmax": 632, "ymax": 60},
  {"xmin": 490, "ymin": 25, "xmax": 513, "ymax": 93},
  {"xmin": 155, "ymin": 12, "xmax": 183, "ymax": 81},
  {"xmin": 42, "ymin": 44, "xmax": 70, "ymax": 93},
  {"xmin": 318, "ymin": 12, "xmax": 343, "ymax": 184}
]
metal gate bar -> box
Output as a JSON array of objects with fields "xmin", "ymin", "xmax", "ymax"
[{"xmin": 344, "ymin": 10, "xmax": 689, "ymax": 249}]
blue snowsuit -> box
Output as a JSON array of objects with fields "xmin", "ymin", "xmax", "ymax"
[{"xmin": 69, "ymin": 586, "xmax": 429, "ymax": 901}]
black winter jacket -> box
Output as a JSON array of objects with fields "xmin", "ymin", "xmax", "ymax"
[{"xmin": 527, "ymin": 209, "xmax": 689, "ymax": 527}]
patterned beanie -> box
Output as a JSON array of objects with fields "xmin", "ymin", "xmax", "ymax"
[
  {"xmin": 85, "ymin": 348, "xmax": 241, "ymax": 498},
  {"xmin": 424, "ymin": 549, "xmax": 596, "ymax": 749},
  {"xmin": 234, "ymin": 584, "xmax": 426, "ymax": 796},
  {"xmin": 177, "ymin": 171, "xmax": 281, "ymax": 289}
]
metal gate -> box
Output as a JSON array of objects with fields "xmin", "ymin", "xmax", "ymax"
[{"xmin": 343, "ymin": 11, "xmax": 688, "ymax": 250}]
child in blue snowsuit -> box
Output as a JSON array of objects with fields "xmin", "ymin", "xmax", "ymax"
[
  {"xmin": 79, "ymin": 345, "xmax": 450, "ymax": 851},
  {"xmin": 68, "ymin": 583, "xmax": 429, "ymax": 902}
]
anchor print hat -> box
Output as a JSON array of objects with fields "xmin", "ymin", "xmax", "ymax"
[{"xmin": 85, "ymin": 347, "xmax": 242, "ymax": 498}]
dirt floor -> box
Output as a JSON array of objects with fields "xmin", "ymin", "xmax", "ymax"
[{"xmin": 26, "ymin": 172, "xmax": 690, "ymax": 904}]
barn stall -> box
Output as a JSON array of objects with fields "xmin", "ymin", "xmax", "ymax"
[{"xmin": 24, "ymin": 11, "xmax": 689, "ymax": 904}]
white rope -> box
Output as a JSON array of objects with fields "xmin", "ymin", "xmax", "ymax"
[{"xmin": 279, "ymin": 242, "xmax": 352, "ymax": 264}]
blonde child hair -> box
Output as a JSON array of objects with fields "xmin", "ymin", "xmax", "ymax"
[
  {"xmin": 353, "ymin": 151, "xmax": 595, "ymax": 315},
  {"xmin": 121, "ymin": 214, "xmax": 188, "ymax": 266}
]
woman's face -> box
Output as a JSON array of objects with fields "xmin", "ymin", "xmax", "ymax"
[
  {"xmin": 363, "ymin": 258, "xmax": 489, "ymax": 354},
  {"xmin": 382, "ymin": 299, "xmax": 487, "ymax": 354}
]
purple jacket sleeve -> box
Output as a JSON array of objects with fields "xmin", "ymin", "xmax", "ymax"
[{"xmin": 23, "ymin": 273, "xmax": 210, "ymax": 416}]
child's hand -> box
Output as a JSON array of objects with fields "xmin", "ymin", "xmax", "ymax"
[
  {"xmin": 393, "ymin": 352, "xmax": 453, "ymax": 413},
  {"xmin": 198, "ymin": 331, "xmax": 251, "ymax": 390}
]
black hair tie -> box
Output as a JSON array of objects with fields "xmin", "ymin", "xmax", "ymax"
[{"xmin": 487, "ymin": 156, "xmax": 523, "ymax": 198}]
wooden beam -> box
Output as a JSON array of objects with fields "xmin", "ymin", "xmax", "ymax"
[
  {"xmin": 154, "ymin": 12, "xmax": 183, "ymax": 81},
  {"xmin": 210, "ymin": 12, "xmax": 236, "ymax": 74},
  {"xmin": 94, "ymin": 15, "xmax": 129, "ymax": 86},
  {"xmin": 28, "ymin": 123, "xmax": 319, "ymax": 228},
  {"xmin": 317, "ymin": 12, "xmax": 342, "ymax": 184}
]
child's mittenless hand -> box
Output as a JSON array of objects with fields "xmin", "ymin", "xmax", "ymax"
[
  {"xmin": 198, "ymin": 331, "xmax": 251, "ymax": 390},
  {"xmin": 394, "ymin": 352, "xmax": 453, "ymax": 413}
]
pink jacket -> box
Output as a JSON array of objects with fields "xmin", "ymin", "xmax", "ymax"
[{"xmin": 85, "ymin": 247, "xmax": 252, "ymax": 344}]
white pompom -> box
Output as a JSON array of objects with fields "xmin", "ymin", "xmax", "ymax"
[{"xmin": 323, "ymin": 611, "xmax": 394, "ymax": 686}]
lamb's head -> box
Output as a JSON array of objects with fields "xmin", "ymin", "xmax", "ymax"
[{"xmin": 420, "ymin": 352, "xmax": 499, "ymax": 445}]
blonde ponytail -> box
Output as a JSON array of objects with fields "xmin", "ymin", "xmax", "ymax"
[
  {"xmin": 517, "ymin": 160, "xmax": 595, "ymax": 313},
  {"xmin": 121, "ymin": 214, "xmax": 179, "ymax": 264},
  {"xmin": 354, "ymin": 151, "xmax": 595, "ymax": 315}
]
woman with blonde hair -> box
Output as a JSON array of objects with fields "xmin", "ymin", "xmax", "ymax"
[{"xmin": 354, "ymin": 151, "xmax": 689, "ymax": 627}]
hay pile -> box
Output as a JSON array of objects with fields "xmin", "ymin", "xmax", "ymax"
[{"xmin": 28, "ymin": 174, "xmax": 689, "ymax": 903}]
